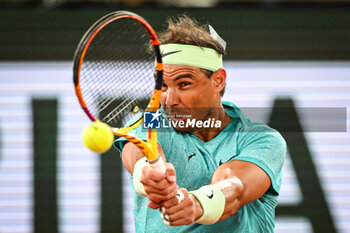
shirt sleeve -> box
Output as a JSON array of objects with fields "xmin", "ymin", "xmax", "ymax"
[{"xmin": 236, "ymin": 122, "xmax": 287, "ymax": 195}]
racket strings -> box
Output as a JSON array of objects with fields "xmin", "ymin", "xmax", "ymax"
[
  {"xmin": 103, "ymin": 96, "xmax": 139, "ymax": 124},
  {"xmin": 79, "ymin": 17, "xmax": 155, "ymax": 127},
  {"xmin": 83, "ymin": 59, "xmax": 151, "ymax": 121}
]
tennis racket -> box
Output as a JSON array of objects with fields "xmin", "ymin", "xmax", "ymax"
[{"xmin": 73, "ymin": 11, "xmax": 164, "ymax": 171}]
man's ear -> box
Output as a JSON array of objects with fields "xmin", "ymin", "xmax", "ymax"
[{"xmin": 212, "ymin": 68, "xmax": 226, "ymax": 94}]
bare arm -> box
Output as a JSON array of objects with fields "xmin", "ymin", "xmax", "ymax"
[
  {"xmin": 211, "ymin": 160, "xmax": 271, "ymax": 221},
  {"xmin": 160, "ymin": 160, "xmax": 271, "ymax": 225}
]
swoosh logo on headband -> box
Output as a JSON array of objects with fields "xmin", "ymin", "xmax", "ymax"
[{"xmin": 161, "ymin": 50, "xmax": 182, "ymax": 58}]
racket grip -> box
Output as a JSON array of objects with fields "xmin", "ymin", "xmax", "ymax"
[{"xmin": 149, "ymin": 156, "xmax": 166, "ymax": 174}]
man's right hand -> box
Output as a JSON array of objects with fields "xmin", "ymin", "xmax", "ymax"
[{"xmin": 140, "ymin": 162, "xmax": 178, "ymax": 208}]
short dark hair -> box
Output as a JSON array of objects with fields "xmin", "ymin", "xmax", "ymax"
[
  {"xmin": 158, "ymin": 15, "xmax": 225, "ymax": 55},
  {"xmin": 158, "ymin": 15, "xmax": 226, "ymax": 96}
]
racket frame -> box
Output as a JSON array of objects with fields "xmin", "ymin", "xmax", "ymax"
[{"xmin": 73, "ymin": 11, "xmax": 163, "ymax": 163}]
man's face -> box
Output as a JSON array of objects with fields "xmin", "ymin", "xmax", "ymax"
[{"xmin": 160, "ymin": 64, "xmax": 219, "ymax": 132}]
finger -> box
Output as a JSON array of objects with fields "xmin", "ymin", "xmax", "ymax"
[
  {"xmin": 142, "ymin": 166, "xmax": 165, "ymax": 182},
  {"xmin": 167, "ymin": 217, "xmax": 194, "ymax": 226},
  {"xmin": 160, "ymin": 190, "xmax": 184, "ymax": 208},
  {"xmin": 144, "ymin": 182, "xmax": 178, "ymax": 197},
  {"xmin": 161, "ymin": 207, "xmax": 195, "ymax": 226},
  {"xmin": 141, "ymin": 177, "xmax": 176, "ymax": 191},
  {"xmin": 147, "ymin": 187, "xmax": 179, "ymax": 203},
  {"xmin": 163, "ymin": 204, "xmax": 195, "ymax": 225},
  {"xmin": 165, "ymin": 163, "xmax": 176, "ymax": 183},
  {"xmin": 160, "ymin": 196, "xmax": 179, "ymax": 208},
  {"xmin": 162, "ymin": 189, "xmax": 190, "ymax": 215},
  {"xmin": 160, "ymin": 189, "xmax": 196, "ymax": 226},
  {"xmin": 162, "ymin": 199, "xmax": 185, "ymax": 215},
  {"xmin": 147, "ymin": 201, "xmax": 160, "ymax": 209}
]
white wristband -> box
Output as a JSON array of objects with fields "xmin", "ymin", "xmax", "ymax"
[
  {"xmin": 132, "ymin": 158, "xmax": 149, "ymax": 197},
  {"xmin": 189, "ymin": 185, "xmax": 225, "ymax": 225}
]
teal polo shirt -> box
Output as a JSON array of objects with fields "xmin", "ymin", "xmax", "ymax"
[{"xmin": 114, "ymin": 101, "xmax": 286, "ymax": 233}]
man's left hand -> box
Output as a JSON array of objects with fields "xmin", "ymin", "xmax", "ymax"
[{"xmin": 159, "ymin": 188, "xmax": 203, "ymax": 226}]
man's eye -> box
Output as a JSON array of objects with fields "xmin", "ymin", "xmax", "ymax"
[
  {"xmin": 180, "ymin": 82, "xmax": 191, "ymax": 87},
  {"xmin": 161, "ymin": 83, "xmax": 168, "ymax": 89}
]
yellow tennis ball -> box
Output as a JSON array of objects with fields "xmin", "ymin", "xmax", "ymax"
[{"xmin": 82, "ymin": 121, "xmax": 114, "ymax": 153}]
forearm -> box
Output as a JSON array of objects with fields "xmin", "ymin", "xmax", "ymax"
[
  {"xmin": 211, "ymin": 178, "xmax": 244, "ymax": 221},
  {"xmin": 190, "ymin": 161, "xmax": 270, "ymax": 224},
  {"xmin": 159, "ymin": 159, "xmax": 271, "ymax": 227},
  {"xmin": 121, "ymin": 142, "xmax": 145, "ymax": 174},
  {"xmin": 188, "ymin": 177, "xmax": 243, "ymax": 224}
]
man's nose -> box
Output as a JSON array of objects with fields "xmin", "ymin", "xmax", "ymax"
[{"xmin": 164, "ymin": 88, "xmax": 180, "ymax": 107}]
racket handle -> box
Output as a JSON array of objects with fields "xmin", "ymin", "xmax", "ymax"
[{"xmin": 149, "ymin": 156, "xmax": 166, "ymax": 174}]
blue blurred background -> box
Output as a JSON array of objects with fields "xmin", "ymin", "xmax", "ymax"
[{"xmin": 0, "ymin": 1, "xmax": 350, "ymax": 232}]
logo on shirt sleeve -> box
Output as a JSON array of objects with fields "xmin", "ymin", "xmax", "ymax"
[
  {"xmin": 219, "ymin": 154, "xmax": 238, "ymax": 166},
  {"xmin": 184, "ymin": 148, "xmax": 196, "ymax": 161}
]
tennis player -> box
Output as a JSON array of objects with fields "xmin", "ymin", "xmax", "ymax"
[{"xmin": 115, "ymin": 15, "xmax": 286, "ymax": 233}]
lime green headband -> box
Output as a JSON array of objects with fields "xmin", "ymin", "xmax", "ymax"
[{"xmin": 159, "ymin": 43, "xmax": 223, "ymax": 72}]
